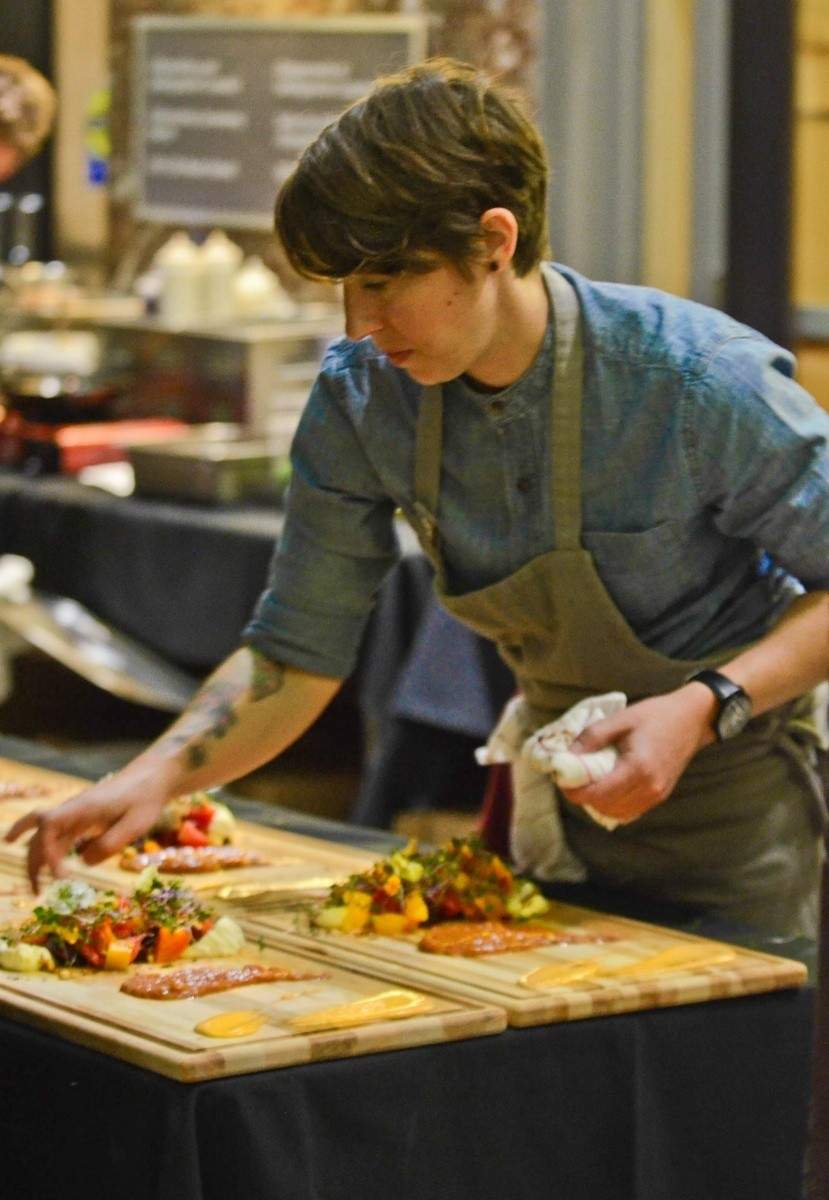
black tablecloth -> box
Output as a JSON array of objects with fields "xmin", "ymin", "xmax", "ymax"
[
  {"xmin": 1, "ymin": 989, "xmax": 812, "ymax": 1200},
  {"xmin": 0, "ymin": 736, "xmax": 817, "ymax": 1200}
]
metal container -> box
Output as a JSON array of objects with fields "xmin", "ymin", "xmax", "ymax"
[{"xmin": 129, "ymin": 424, "xmax": 290, "ymax": 504}]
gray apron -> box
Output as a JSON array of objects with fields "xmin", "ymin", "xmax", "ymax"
[{"xmin": 407, "ymin": 267, "xmax": 826, "ymax": 938}]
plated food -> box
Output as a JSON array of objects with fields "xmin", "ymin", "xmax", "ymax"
[
  {"xmin": 119, "ymin": 792, "xmax": 269, "ymax": 873},
  {"xmin": 314, "ymin": 837, "xmax": 553, "ymax": 949},
  {"xmin": 120, "ymin": 845, "xmax": 269, "ymax": 874},
  {"xmin": 0, "ymin": 874, "xmax": 244, "ymax": 973}
]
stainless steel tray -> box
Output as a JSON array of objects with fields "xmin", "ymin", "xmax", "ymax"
[{"xmin": 129, "ymin": 424, "xmax": 290, "ymax": 503}]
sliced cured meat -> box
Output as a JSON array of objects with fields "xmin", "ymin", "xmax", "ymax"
[
  {"xmin": 418, "ymin": 920, "xmax": 558, "ymax": 957},
  {"xmin": 120, "ymin": 961, "xmax": 327, "ymax": 1000},
  {"xmin": 119, "ymin": 845, "xmax": 269, "ymax": 873}
]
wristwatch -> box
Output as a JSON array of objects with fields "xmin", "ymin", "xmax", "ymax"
[{"xmin": 685, "ymin": 669, "xmax": 753, "ymax": 741}]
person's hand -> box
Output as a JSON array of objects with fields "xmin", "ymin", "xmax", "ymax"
[
  {"xmin": 4, "ymin": 771, "xmax": 170, "ymax": 892},
  {"xmin": 558, "ymin": 686, "xmax": 717, "ymax": 823}
]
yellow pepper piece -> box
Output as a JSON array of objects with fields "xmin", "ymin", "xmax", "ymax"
[
  {"xmin": 403, "ymin": 891, "xmax": 429, "ymax": 925},
  {"xmin": 371, "ymin": 912, "xmax": 408, "ymax": 936},
  {"xmin": 383, "ymin": 875, "xmax": 401, "ymax": 897},
  {"xmin": 104, "ymin": 938, "xmax": 137, "ymax": 971},
  {"xmin": 491, "ymin": 856, "xmax": 512, "ymax": 883},
  {"xmin": 343, "ymin": 890, "xmax": 372, "ymax": 910},
  {"xmin": 341, "ymin": 905, "xmax": 371, "ymax": 933}
]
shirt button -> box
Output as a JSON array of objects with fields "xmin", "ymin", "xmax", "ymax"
[{"xmin": 516, "ymin": 476, "xmax": 532, "ymax": 493}]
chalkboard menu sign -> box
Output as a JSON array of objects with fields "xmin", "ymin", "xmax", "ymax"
[{"xmin": 132, "ymin": 15, "xmax": 429, "ymax": 229}]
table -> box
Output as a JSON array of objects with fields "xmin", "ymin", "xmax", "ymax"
[
  {"xmin": 0, "ymin": 471, "xmax": 514, "ymax": 823},
  {"xmin": 0, "ymin": 735, "xmax": 816, "ymax": 1200}
]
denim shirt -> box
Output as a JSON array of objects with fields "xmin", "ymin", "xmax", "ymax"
[{"xmin": 244, "ymin": 263, "xmax": 829, "ymax": 678}]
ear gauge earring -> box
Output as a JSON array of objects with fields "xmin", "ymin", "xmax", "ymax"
[{"xmin": 488, "ymin": 261, "xmax": 498, "ymax": 272}]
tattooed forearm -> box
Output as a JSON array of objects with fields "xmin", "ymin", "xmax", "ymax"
[
  {"xmin": 184, "ymin": 699, "xmax": 238, "ymax": 769},
  {"xmin": 149, "ymin": 653, "xmax": 286, "ymax": 773},
  {"xmin": 249, "ymin": 652, "xmax": 286, "ymax": 702},
  {"xmin": 152, "ymin": 679, "xmax": 241, "ymax": 770}
]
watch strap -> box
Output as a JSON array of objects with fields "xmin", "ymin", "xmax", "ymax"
[{"xmin": 684, "ymin": 668, "xmax": 745, "ymax": 703}]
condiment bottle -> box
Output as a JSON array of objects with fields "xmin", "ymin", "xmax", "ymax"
[
  {"xmin": 153, "ymin": 231, "xmax": 203, "ymax": 327},
  {"xmin": 232, "ymin": 256, "xmax": 296, "ymax": 321},
  {"xmin": 200, "ymin": 229, "xmax": 243, "ymax": 324}
]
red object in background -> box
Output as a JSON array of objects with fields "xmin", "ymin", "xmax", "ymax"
[
  {"xmin": 0, "ymin": 410, "xmax": 188, "ymax": 474},
  {"xmin": 478, "ymin": 762, "xmax": 513, "ymax": 858}
]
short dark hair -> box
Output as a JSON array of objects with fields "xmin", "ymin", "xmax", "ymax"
[{"xmin": 275, "ymin": 57, "xmax": 549, "ymax": 280}]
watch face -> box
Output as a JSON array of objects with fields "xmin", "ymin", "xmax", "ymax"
[{"xmin": 717, "ymin": 694, "xmax": 752, "ymax": 739}]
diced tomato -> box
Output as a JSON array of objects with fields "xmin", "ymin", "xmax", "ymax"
[
  {"xmin": 187, "ymin": 804, "xmax": 214, "ymax": 832},
  {"xmin": 437, "ymin": 890, "xmax": 462, "ymax": 919},
  {"xmin": 78, "ymin": 942, "xmax": 105, "ymax": 968},
  {"xmin": 177, "ymin": 819, "xmax": 210, "ymax": 847},
  {"xmin": 91, "ymin": 918, "xmax": 115, "ymax": 955},
  {"xmin": 112, "ymin": 918, "xmax": 140, "ymax": 938},
  {"xmin": 153, "ymin": 926, "xmax": 193, "ymax": 964}
]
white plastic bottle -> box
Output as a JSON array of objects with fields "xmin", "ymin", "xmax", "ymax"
[
  {"xmin": 153, "ymin": 231, "xmax": 204, "ymax": 327},
  {"xmin": 200, "ymin": 229, "xmax": 243, "ymax": 324},
  {"xmin": 232, "ymin": 256, "xmax": 296, "ymax": 321}
]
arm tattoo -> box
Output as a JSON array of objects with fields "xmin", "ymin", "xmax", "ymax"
[
  {"xmin": 157, "ymin": 653, "xmax": 285, "ymax": 770},
  {"xmin": 249, "ymin": 651, "xmax": 286, "ymax": 702}
]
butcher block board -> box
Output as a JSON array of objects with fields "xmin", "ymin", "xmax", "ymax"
[
  {"xmin": 0, "ymin": 922, "xmax": 505, "ymax": 1082},
  {"xmin": 0, "ymin": 757, "xmax": 374, "ymax": 892},
  {"xmin": 235, "ymin": 901, "xmax": 808, "ymax": 1028}
]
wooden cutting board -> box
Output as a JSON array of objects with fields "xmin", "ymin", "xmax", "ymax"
[
  {"xmin": 235, "ymin": 900, "xmax": 808, "ymax": 1027},
  {"xmin": 0, "ymin": 909, "xmax": 504, "ymax": 1082},
  {"xmin": 0, "ymin": 756, "xmax": 374, "ymax": 892}
]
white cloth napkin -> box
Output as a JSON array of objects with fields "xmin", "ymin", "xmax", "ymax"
[{"xmin": 476, "ymin": 692, "xmax": 631, "ymax": 882}]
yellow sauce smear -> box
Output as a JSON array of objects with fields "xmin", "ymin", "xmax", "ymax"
[
  {"xmin": 521, "ymin": 943, "xmax": 737, "ymax": 990},
  {"xmin": 195, "ymin": 1010, "xmax": 267, "ymax": 1038},
  {"xmin": 288, "ymin": 989, "xmax": 434, "ymax": 1034},
  {"xmin": 521, "ymin": 960, "xmax": 601, "ymax": 990},
  {"xmin": 604, "ymin": 943, "xmax": 736, "ymax": 977}
]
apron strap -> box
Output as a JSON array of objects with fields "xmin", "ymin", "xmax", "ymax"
[
  {"xmin": 544, "ymin": 268, "xmax": 585, "ymax": 550},
  {"xmin": 413, "ymin": 383, "xmax": 443, "ymax": 549}
]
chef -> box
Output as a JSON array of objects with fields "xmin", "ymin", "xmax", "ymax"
[{"xmin": 7, "ymin": 58, "xmax": 829, "ymax": 937}]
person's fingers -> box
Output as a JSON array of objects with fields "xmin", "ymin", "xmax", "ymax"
[
  {"xmin": 26, "ymin": 813, "xmax": 89, "ymax": 891},
  {"xmin": 571, "ymin": 711, "xmax": 631, "ymax": 753},
  {"xmin": 5, "ymin": 808, "xmax": 42, "ymax": 842},
  {"xmin": 562, "ymin": 756, "xmax": 641, "ymax": 809},
  {"xmin": 563, "ymin": 736, "xmax": 674, "ymax": 815},
  {"xmin": 9, "ymin": 796, "xmax": 110, "ymax": 890},
  {"xmin": 79, "ymin": 807, "xmax": 155, "ymax": 864}
]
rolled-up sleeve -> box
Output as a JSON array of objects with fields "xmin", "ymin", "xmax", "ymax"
[
  {"xmin": 242, "ymin": 366, "xmax": 400, "ymax": 677},
  {"xmin": 684, "ymin": 336, "xmax": 829, "ymax": 589}
]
